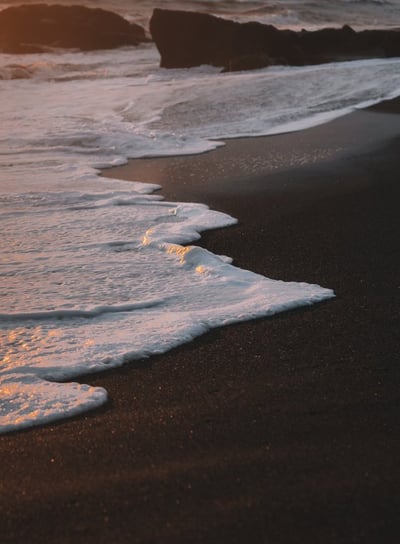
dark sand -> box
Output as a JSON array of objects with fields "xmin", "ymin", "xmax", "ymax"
[{"xmin": 1, "ymin": 101, "xmax": 400, "ymax": 543}]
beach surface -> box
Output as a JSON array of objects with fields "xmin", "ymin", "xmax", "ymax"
[{"xmin": 1, "ymin": 100, "xmax": 400, "ymax": 543}]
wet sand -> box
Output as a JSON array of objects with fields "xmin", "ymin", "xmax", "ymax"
[{"xmin": 1, "ymin": 101, "xmax": 400, "ymax": 543}]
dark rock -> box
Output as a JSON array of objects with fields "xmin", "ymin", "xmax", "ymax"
[
  {"xmin": 150, "ymin": 9, "xmax": 237, "ymax": 69},
  {"xmin": 0, "ymin": 4, "xmax": 148, "ymax": 53},
  {"xmin": 150, "ymin": 8, "xmax": 400, "ymax": 71}
]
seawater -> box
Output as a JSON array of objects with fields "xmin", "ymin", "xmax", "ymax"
[{"xmin": 1, "ymin": 2, "xmax": 400, "ymax": 433}]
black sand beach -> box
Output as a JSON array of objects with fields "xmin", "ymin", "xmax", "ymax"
[{"xmin": 1, "ymin": 101, "xmax": 400, "ymax": 543}]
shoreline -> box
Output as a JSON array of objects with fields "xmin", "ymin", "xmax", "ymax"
[
  {"xmin": 102, "ymin": 101, "xmax": 400, "ymax": 213},
  {"xmin": 102, "ymin": 100, "xmax": 400, "ymax": 281},
  {"xmin": 1, "ymin": 101, "xmax": 400, "ymax": 543}
]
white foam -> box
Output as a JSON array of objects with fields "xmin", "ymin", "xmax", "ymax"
[
  {"xmin": 0, "ymin": 374, "xmax": 107, "ymax": 434},
  {"xmin": 0, "ymin": 180, "xmax": 334, "ymax": 433},
  {"xmin": 0, "ymin": 246, "xmax": 333, "ymax": 432}
]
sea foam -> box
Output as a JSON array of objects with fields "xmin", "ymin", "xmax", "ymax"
[{"xmin": 0, "ymin": 184, "xmax": 334, "ymax": 433}]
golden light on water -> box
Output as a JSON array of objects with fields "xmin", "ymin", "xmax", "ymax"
[
  {"xmin": 2, "ymin": 326, "xmax": 62, "ymax": 368},
  {"xmin": 166, "ymin": 244, "xmax": 192, "ymax": 263}
]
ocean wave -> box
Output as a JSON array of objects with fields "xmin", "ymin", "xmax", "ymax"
[{"xmin": 0, "ymin": 63, "xmax": 34, "ymax": 79}]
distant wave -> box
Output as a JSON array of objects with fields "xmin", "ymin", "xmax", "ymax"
[
  {"xmin": 0, "ymin": 60, "xmax": 117, "ymax": 81},
  {"xmin": 0, "ymin": 64, "xmax": 34, "ymax": 80}
]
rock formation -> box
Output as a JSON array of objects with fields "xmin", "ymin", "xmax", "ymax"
[
  {"xmin": 150, "ymin": 8, "xmax": 400, "ymax": 72},
  {"xmin": 0, "ymin": 4, "xmax": 148, "ymax": 53}
]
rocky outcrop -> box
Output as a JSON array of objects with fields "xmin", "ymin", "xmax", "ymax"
[
  {"xmin": 150, "ymin": 8, "xmax": 400, "ymax": 71},
  {"xmin": 0, "ymin": 4, "xmax": 148, "ymax": 53},
  {"xmin": 149, "ymin": 9, "xmax": 287, "ymax": 70}
]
